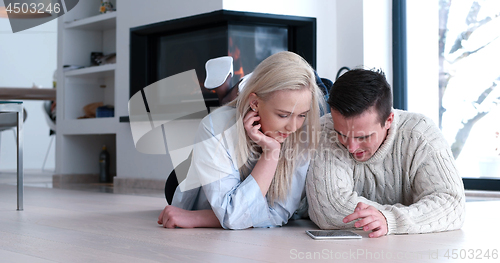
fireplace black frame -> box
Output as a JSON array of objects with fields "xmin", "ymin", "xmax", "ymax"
[{"xmin": 129, "ymin": 10, "xmax": 316, "ymax": 104}]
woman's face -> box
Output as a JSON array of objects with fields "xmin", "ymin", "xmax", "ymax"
[{"xmin": 251, "ymin": 88, "xmax": 312, "ymax": 143}]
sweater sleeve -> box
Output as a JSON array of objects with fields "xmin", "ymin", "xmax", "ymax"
[
  {"xmin": 378, "ymin": 146, "xmax": 466, "ymax": 235},
  {"xmin": 306, "ymin": 145, "xmax": 388, "ymax": 230}
]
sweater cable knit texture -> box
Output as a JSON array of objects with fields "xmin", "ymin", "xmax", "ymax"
[{"xmin": 306, "ymin": 110, "xmax": 466, "ymax": 235}]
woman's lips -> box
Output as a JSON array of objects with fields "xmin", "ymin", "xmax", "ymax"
[{"xmin": 278, "ymin": 132, "xmax": 289, "ymax": 139}]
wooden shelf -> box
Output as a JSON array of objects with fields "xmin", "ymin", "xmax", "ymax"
[
  {"xmin": 64, "ymin": 64, "xmax": 116, "ymax": 78},
  {"xmin": 0, "ymin": 88, "xmax": 56, "ymax": 101},
  {"xmin": 65, "ymin": 12, "xmax": 117, "ymax": 31}
]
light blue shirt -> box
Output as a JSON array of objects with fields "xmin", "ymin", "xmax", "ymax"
[{"xmin": 171, "ymin": 106, "xmax": 310, "ymax": 229}]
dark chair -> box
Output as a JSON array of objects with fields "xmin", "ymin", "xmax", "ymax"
[
  {"xmin": 41, "ymin": 101, "xmax": 56, "ymax": 171},
  {"xmin": 164, "ymin": 151, "xmax": 192, "ymax": 204},
  {"xmin": 314, "ymin": 71, "xmax": 333, "ymax": 115}
]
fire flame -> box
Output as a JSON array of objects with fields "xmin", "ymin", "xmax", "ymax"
[
  {"xmin": 234, "ymin": 67, "xmax": 244, "ymax": 79},
  {"xmin": 228, "ymin": 37, "xmax": 245, "ymax": 79}
]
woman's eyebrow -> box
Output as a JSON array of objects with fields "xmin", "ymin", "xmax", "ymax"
[{"xmin": 277, "ymin": 109, "xmax": 311, "ymax": 114}]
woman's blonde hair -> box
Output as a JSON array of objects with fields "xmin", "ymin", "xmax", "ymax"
[{"xmin": 227, "ymin": 51, "xmax": 326, "ymax": 204}]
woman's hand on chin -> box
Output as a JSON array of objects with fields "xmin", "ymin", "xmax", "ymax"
[{"xmin": 243, "ymin": 110, "xmax": 281, "ymax": 154}]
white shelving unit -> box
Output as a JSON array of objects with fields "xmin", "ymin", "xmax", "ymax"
[
  {"xmin": 61, "ymin": 118, "xmax": 117, "ymax": 135},
  {"xmin": 64, "ymin": 63, "xmax": 115, "ymax": 78},
  {"xmin": 56, "ymin": 1, "xmax": 117, "ymax": 177},
  {"xmin": 64, "ymin": 11, "xmax": 117, "ymax": 31}
]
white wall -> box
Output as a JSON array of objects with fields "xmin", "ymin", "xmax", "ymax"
[
  {"xmin": 406, "ymin": 0, "xmax": 439, "ymax": 123},
  {"xmin": 334, "ymin": 0, "xmax": 393, "ymax": 86},
  {"xmin": 363, "ymin": 0, "xmax": 393, "ymax": 85},
  {"xmin": 0, "ymin": 16, "xmax": 57, "ymax": 171},
  {"xmin": 336, "ymin": 0, "xmax": 364, "ymax": 70}
]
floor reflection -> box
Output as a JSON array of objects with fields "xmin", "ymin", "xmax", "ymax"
[{"xmin": 0, "ymin": 169, "xmax": 165, "ymax": 198}]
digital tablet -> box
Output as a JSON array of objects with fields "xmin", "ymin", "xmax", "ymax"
[{"xmin": 306, "ymin": 230, "xmax": 362, "ymax": 240}]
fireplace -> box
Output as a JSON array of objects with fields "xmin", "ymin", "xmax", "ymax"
[{"xmin": 129, "ymin": 10, "xmax": 316, "ymax": 107}]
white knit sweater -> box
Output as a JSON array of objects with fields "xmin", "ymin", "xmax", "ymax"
[{"xmin": 306, "ymin": 110, "xmax": 466, "ymax": 235}]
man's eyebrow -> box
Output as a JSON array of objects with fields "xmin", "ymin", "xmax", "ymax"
[
  {"xmin": 277, "ymin": 109, "xmax": 311, "ymax": 114},
  {"xmin": 355, "ymin": 133, "xmax": 373, "ymax": 139},
  {"xmin": 334, "ymin": 129, "xmax": 346, "ymax": 137},
  {"xmin": 334, "ymin": 129, "xmax": 373, "ymax": 139}
]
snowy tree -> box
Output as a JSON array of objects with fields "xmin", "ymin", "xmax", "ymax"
[{"xmin": 439, "ymin": 0, "xmax": 500, "ymax": 159}]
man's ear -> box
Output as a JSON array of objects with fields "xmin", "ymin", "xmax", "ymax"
[
  {"xmin": 384, "ymin": 112, "xmax": 394, "ymax": 129},
  {"xmin": 248, "ymin": 93, "xmax": 259, "ymax": 111}
]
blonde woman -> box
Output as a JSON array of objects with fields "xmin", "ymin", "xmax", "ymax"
[{"xmin": 158, "ymin": 51, "xmax": 326, "ymax": 229}]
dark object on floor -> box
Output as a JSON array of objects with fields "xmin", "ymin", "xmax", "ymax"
[
  {"xmin": 164, "ymin": 152, "xmax": 192, "ymax": 204},
  {"xmin": 99, "ymin": 145, "xmax": 111, "ymax": 183}
]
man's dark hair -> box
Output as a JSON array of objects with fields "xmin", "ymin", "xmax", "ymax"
[{"xmin": 327, "ymin": 68, "xmax": 392, "ymax": 126}]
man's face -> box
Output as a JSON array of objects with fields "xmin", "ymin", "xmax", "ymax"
[{"xmin": 331, "ymin": 107, "xmax": 393, "ymax": 162}]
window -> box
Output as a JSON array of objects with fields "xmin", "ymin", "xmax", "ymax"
[
  {"xmin": 399, "ymin": 0, "xmax": 500, "ymax": 190},
  {"xmin": 438, "ymin": 0, "xmax": 500, "ymax": 181}
]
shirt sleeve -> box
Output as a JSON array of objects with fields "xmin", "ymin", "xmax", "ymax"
[{"xmin": 185, "ymin": 113, "xmax": 295, "ymax": 229}]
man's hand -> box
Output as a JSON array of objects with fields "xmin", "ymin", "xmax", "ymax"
[
  {"xmin": 158, "ymin": 206, "xmax": 221, "ymax": 228},
  {"xmin": 343, "ymin": 202, "xmax": 388, "ymax": 238}
]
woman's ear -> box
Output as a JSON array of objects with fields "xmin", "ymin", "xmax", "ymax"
[{"xmin": 248, "ymin": 93, "xmax": 259, "ymax": 112}]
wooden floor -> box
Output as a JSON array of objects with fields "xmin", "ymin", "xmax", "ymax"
[{"xmin": 2, "ymin": 173, "xmax": 500, "ymax": 262}]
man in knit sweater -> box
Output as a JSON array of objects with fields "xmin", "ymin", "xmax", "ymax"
[{"xmin": 306, "ymin": 69, "xmax": 465, "ymax": 238}]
